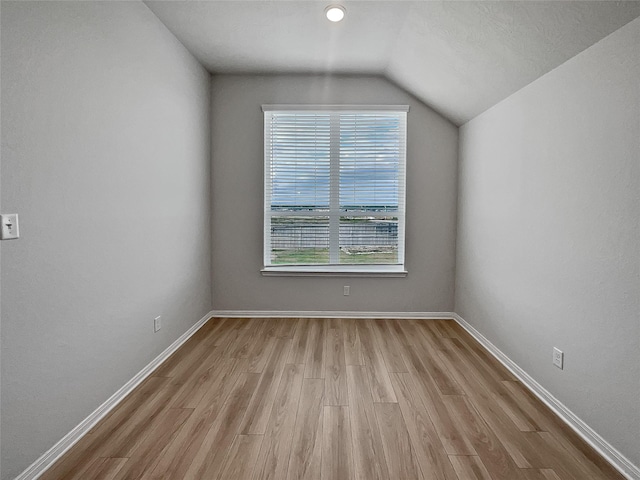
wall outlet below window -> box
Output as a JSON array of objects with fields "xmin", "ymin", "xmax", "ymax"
[{"xmin": 343, "ymin": 286, "xmax": 350, "ymax": 296}]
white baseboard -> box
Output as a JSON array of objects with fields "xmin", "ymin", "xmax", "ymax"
[
  {"xmin": 15, "ymin": 310, "xmax": 214, "ymax": 480},
  {"xmin": 451, "ymin": 313, "xmax": 640, "ymax": 480},
  {"xmin": 211, "ymin": 310, "xmax": 456, "ymax": 319}
]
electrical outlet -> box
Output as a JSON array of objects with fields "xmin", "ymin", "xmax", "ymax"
[
  {"xmin": 343, "ymin": 286, "xmax": 350, "ymax": 296},
  {"xmin": 553, "ymin": 347, "xmax": 563, "ymax": 369},
  {"xmin": 154, "ymin": 316, "xmax": 162, "ymax": 333}
]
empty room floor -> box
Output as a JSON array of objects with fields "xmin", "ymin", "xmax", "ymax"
[{"xmin": 40, "ymin": 318, "xmax": 624, "ymax": 480}]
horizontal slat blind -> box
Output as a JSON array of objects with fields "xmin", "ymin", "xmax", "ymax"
[
  {"xmin": 339, "ymin": 113, "xmax": 404, "ymax": 212},
  {"xmin": 264, "ymin": 108, "xmax": 407, "ymax": 267},
  {"xmin": 266, "ymin": 113, "xmax": 331, "ymax": 209}
]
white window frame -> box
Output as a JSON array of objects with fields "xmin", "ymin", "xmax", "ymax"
[{"xmin": 261, "ymin": 104, "xmax": 408, "ymax": 277}]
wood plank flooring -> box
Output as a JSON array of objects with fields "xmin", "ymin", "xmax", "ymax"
[{"xmin": 40, "ymin": 318, "xmax": 625, "ymax": 480}]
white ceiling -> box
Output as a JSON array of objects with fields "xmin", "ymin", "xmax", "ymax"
[{"xmin": 145, "ymin": 1, "xmax": 640, "ymax": 125}]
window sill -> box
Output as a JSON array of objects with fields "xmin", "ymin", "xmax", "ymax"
[{"xmin": 261, "ymin": 265, "xmax": 408, "ymax": 277}]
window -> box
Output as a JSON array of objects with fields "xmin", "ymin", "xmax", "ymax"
[{"xmin": 262, "ymin": 105, "xmax": 408, "ymax": 276}]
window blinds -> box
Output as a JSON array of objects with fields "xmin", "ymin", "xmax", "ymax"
[{"xmin": 264, "ymin": 106, "xmax": 407, "ymax": 267}]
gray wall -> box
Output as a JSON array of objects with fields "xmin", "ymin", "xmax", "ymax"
[
  {"xmin": 455, "ymin": 17, "xmax": 639, "ymax": 467},
  {"xmin": 0, "ymin": 2, "xmax": 212, "ymax": 478},
  {"xmin": 211, "ymin": 74, "xmax": 458, "ymax": 312}
]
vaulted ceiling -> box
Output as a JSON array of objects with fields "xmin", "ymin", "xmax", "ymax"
[{"xmin": 145, "ymin": 1, "xmax": 640, "ymax": 125}]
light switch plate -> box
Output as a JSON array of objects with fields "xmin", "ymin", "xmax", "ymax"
[{"xmin": 0, "ymin": 214, "xmax": 19, "ymax": 240}]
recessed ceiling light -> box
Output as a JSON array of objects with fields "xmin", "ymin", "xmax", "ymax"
[{"xmin": 325, "ymin": 5, "xmax": 346, "ymax": 22}]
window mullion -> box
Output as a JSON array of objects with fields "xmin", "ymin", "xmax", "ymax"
[{"xmin": 329, "ymin": 112, "xmax": 340, "ymax": 264}]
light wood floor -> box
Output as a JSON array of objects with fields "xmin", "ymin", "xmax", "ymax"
[{"xmin": 41, "ymin": 318, "xmax": 624, "ymax": 480}]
